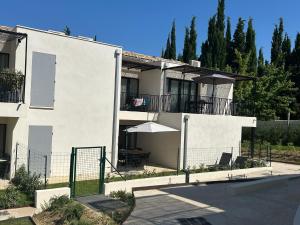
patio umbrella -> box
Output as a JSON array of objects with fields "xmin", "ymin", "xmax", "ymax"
[
  {"xmin": 125, "ymin": 122, "xmax": 178, "ymax": 133},
  {"xmin": 192, "ymin": 74, "xmax": 235, "ymax": 113}
]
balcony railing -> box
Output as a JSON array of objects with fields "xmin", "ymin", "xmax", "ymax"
[
  {"xmin": 120, "ymin": 92, "xmax": 254, "ymax": 116},
  {"xmin": 0, "ymin": 71, "xmax": 25, "ymax": 103}
]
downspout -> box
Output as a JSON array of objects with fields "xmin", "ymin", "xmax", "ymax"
[
  {"xmin": 111, "ymin": 48, "xmax": 122, "ymax": 169},
  {"xmin": 183, "ymin": 115, "xmax": 190, "ymax": 170}
]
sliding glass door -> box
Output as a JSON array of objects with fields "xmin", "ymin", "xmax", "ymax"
[{"xmin": 167, "ymin": 78, "xmax": 198, "ymax": 112}]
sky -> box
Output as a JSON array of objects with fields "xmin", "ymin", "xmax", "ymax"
[{"xmin": 1, "ymin": 0, "xmax": 300, "ymax": 60}]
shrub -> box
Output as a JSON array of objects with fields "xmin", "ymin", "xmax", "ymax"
[
  {"xmin": 0, "ymin": 186, "xmax": 20, "ymax": 209},
  {"xmin": 11, "ymin": 165, "xmax": 43, "ymax": 198},
  {"xmin": 47, "ymin": 195, "xmax": 71, "ymax": 211},
  {"xmin": 110, "ymin": 190, "xmax": 135, "ymax": 207},
  {"xmin": 62, "ymin": 202, "xmax": 84, "ymax": 222}
]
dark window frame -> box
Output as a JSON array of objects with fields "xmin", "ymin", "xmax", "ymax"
[
  {"xmin": 167, "ymin": 78, "xmax": 198, "ymax": 112},
  {"xmin": 0, "ymin": 53, "xmax": 10, "ymax": 70},
  {"xmin": 121, "ymin": 77, "xmax": 139, "ymax": 96}
]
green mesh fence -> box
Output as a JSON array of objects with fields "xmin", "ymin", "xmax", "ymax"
[{"xmin": 69, "ymin": 146, "xmax": 106, "ymax": 197}]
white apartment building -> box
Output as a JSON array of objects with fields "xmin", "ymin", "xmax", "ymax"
[{"xmin": 0, "ymin": 25, "xmax": 256, "ymax": 182}]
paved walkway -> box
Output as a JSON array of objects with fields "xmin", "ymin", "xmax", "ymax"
[
  {"xmin": 125, "ymin": 163, "xmax": 300, "ymax": 225},
  {"xmin": 125, "ymin": 177, "xmax": 300, "ymax": 225},
  {"xmin": 0, "ymin": 207, "xmax": 36, "ymax": 221}
]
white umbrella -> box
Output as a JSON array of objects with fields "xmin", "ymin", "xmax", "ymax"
[{"xmin": 125, "ymin": 122, "xmax": 178, "ymax": 133}]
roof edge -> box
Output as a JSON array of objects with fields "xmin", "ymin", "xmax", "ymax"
[{"xmin": 16, "ymin": 25, "xmax": 122, "ymax": 49}]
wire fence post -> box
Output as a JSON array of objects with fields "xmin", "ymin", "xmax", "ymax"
[
  {"xmin": 177, "ymin": 147, "xmax": 181, "ymax": 175},
  {"xmin": 269, "ymin": 145, "xmax": 272, "ymax": 167},
  {"xmin": 27, "ymin": 149, "xmax": 31, "ymax": 175},
  {"xmin": 44, "ymin": 155, "xmax": 48, "ymax": 188},
  {"xmin": 99, "ymin": 147, "xmax": 106, "ymax": 194},
  {"xmin": 69, "ymin": 147, "xmax": 75, "ymax": 197}
]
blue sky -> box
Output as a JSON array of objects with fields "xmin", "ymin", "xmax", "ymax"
[{"xmin": 1, "ymin": 0, "xmax": 300, "ymax": 60}]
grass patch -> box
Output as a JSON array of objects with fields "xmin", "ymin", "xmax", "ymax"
[{"xmin": 0, "ymin": 217, "xmax": 34, "ymax": 225}]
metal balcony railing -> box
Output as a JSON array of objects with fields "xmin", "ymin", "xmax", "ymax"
[{"xmin": 120, "ymin": 92, "xmax": 254, "ymax": 116}]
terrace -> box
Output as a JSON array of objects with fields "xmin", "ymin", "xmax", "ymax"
[
  {"xmin": 120, "ymin": 56, "xmax": 255, "ymax": 117},
  {"xmin": 0, "ymin": 27, "xmax": 27, "ymax": 104}
]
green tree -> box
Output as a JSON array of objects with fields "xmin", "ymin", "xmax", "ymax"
[
  {"xmin": 232, "ymin": 18, "xmax": 246, "ymax": 72},
  {"xmin": 257, "ymin": 48, "xmax": 265, "ymax": 76},
  {"xmin": 255, "ymin": 65, "xmax": 296, "ymax": 120},
  {"xmin": 271, "ymin": 18, "xmax": 284, "ymax": 66},
  {"xmin": 282, "ymin": 33, "xmax": 291, "ymax": 70},
  {"xmin": 163, "ymin": 35, "xmax": 171, "ymax": 59},
  {"xmin": 290, "ymin": 33, "xmax": 300, "ymax": 109},
  {"xmin": 170, "ymin": 21, "xmax": 177, "ymax": 60},
  {"xmin": 63, "ymin": 26, "xmax": 71, "ymax": 36},
  {"xmin": 225, "ymin": 17, "xmax": 234, "ymax": 67},
  {"xmin": 189, "ymin": 17, "xmax": 197, "ymax": 60},
  {"xmin": 216, "ymin": 0, "xmax": 225, "ymax": 32},
  {"xmin": 245, "ymin": 18, "xmax": 257, "ymax": 73},
  {"xmin": 182, "ymin": 27, "xmax": 190, "ymax": 63},
  {"xmin": 233, "ymin": 18, "xmax": 245, "ymax": 53}
]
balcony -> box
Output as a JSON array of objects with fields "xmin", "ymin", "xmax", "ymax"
[
  {"xmin": 0, "ymin": 70, "xmax": 25, "ymax": 103},
  {"xmin": 120, "ymin": 92, "xmax": 254, "ymax": 116}
]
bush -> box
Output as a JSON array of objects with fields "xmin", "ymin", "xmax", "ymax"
[
  {"xmin": 11, "ymin": 165, "xmax": 43, "ymax": 199},
  {"xmin": 62, "ymin": 202, "xmax": 84, "ymax": 222},
  {"xmin": 0, "ymin": 186, "xmax": 20, "ymax": 209},
  {"xmin": 110, "ymin": 190, "xmax": 134, "ymax": 206},
  {"xmin": 47, "ymin": 195, "xmax": 71, "ymax": 211}
]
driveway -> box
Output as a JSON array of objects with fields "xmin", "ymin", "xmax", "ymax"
[{"xmin": 125, "ymin": 176, "xmax": 300, "ymax": 225}]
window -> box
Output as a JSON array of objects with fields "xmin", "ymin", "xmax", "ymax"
[
  {"xmin": 121, "ymin": 77, "xmax": 139, "ymax": 96},
  {"xmin": 0, "ymin": 53, "xmax": 9, "ymax": 70},
  {"xmin": 120, "ymin": 77, "xmax": 139, "ymax": 109},
  {"xmin": 167, "ymin": 78, "xmax": 198, "ymax": 112}
]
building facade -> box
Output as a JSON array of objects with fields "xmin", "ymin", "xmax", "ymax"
[{"xmin": 0, "ymin": 25, "xmax": 256, "ymax": 182}]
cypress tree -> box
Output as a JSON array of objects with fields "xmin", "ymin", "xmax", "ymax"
[
  {"xmin": 232, "ymin": 18, "xmax": 246, "ymax": 72},
  {"xmin": 271, "ymin": 18, "xmax": 284, "ymax": 66},
  {"xmin": 257, "ymin": 48, "xmax": 265, "ymax": 76},
  {"xmin": 170, "ymin": 21, "xmax": 177, "ymax": 60},
  {"xmin": 233, "ymin": 18, "xmax": 246, "ymax": 53},
  {"xmin": 164, "ymin": 35, "xmax": 171, "ymax": 59},
  {"xmin": 216, "ymin": 0, "xmax": 225, "ymax": 33},
  {"xmin": 225, "ymin": 17, "xmax": 234, "ymax": 66},
  {"xmin": 282, "ymin": 33, "xmax": 291, "ymax": 70},
  {"xmin": 63, "ymin": 26, "xmax": 71, "ymax": 36},
  {"xmin": 245, "ymin": 18, "xmax": 257, "ymax": 73},
  {"xmin": 291, "ymin": 33, "xmax": 300, "ymax": 100},
  {"xmin": 182, "ymin": 27, "xmax": 190, "ymax": 63},
  {"xmin": 189, "ymin": 17, "xmax": 197, "ymax": 60},
  {"xmin": 200, "ymin": 0, "xmax": 226, "ymax": 69}
]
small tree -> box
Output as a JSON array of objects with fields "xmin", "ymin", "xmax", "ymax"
[{"xmin": 63, "ymin": 26, "xmax": 71, "ymax": 36}]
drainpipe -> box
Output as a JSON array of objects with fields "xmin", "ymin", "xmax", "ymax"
[
  {"xmin": 183, "ymin": 115, "xmax": 190, "ymax": 183},
  {"xmin": 111, "ymin": 49, "xmax": 122, "ymax": 169}
]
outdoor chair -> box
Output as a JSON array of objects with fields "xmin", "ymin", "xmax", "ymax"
[
  {"xmin": 208, "ymin": 152, "xmax": 232, "ymax": 171},
  {"xmin": 233, "ymin": 156, "xmax": 248, "ymax": 169}
]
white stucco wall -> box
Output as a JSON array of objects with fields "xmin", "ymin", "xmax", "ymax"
[
  {"xmin": 4, "ymin": 26, "xmax": 122, "ymax": 178},
  {"xmin": 183, "ymin": 114, "xmax": 256, "ymax": 167}
]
